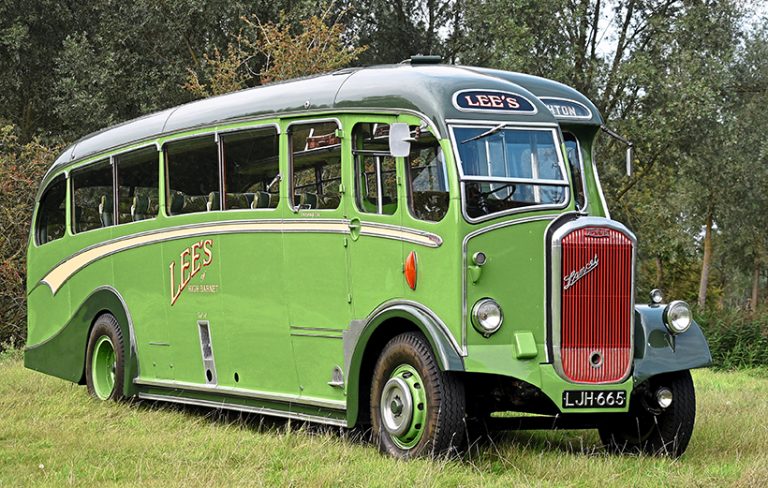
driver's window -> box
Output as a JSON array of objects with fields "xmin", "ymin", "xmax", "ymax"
[
  {"xmin": 221, "ymin": 127, "xmax": 280, "ymax": 210},
  {"xmin": 407, "ymin": 127, "xmax": 449, "ymax": 222}
]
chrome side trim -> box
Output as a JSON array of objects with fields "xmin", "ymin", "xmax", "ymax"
[
  {"xmin": 461, "ymin": 214, "xmax": 560, "ymax": 352},
  {"xmin": 290, "ymin": 333, "xmax": 344, "ymax": 340},
  {"xmin": 134, "ymin": 377, "xmax": 347, "ymax": 410},
  {"xmin": 40, "ymin": 218, "xmax": 442, "ymax": 294},
  {"xmin": 549, "ymin": 217, "xmax": 636, "ymax": 384},
  {"xmin": 137, "ymin": 393, "xmax": 348, "ymax": 427}
]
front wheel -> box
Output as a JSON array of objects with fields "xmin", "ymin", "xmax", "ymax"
[
  {"xmin": 598, "ymin": 370, "xmax": 696, "ymax": 457},
  {"xmin": 85, "ymin": 313, "xmax": 126, "ymax": 401},
  {"xmin": 370, "ymin": 332, "xmax": 466, "ymax": 458}
]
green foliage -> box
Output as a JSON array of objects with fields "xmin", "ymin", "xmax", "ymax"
[
  {"xmin": 0, "ymin": 123, "xmax": 59, "ymax": 346},
  {"xmin": 697, "ymin": 309, "xmax": 768, "ymax": 369},
  {"xmin": 184, "ymin": 4, "xmax": 368, "ymax": 96}
]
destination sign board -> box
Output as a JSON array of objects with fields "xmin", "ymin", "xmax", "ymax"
[
  {"xmin": 539, "ymin": 97, "xmax": 593, "ymax": 120},
  {"xmin": 453, "ymin": 89, "xmax": 536, "ymax": 114}
]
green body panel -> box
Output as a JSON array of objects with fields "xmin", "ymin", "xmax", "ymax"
[
  {"xmin": 633, "ymin": 305, "xmax": 712, "ymax": 384},
  {"xmin": 25, "ymin": 64, "xmax": 711, "ymax": 428},
  {"xmin": 25, "ymin": 287, "xmax": 138, "ymax": 397}
]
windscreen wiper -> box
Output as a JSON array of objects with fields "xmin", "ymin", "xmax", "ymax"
[{"xmin": 461, "ymin": 123, "xmax": 506, "ymax": 144}]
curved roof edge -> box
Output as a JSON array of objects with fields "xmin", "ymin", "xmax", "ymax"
[{"xmin": 46, "ymin": 64, "xmax": 604, "ymax": 178}]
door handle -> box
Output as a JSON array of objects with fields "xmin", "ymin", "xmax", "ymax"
[{"xmin": 348, "ymin": 218, "xmax": 361, "ymax": 241}]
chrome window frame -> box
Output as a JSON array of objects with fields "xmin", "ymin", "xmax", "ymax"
[
  {"xmin": 549, "ymin": 217, "xmax": 636, "ymax": 384},
  {"xmin": 562, "ymin": 131, "xmax": 589, "ymax": 214},
  {"xmin": 404, "ymin": 127, "xmax": 451, "ymax": 225},
  {"xmin": 217, "ymin": 123, "xmax": 282, "ymax": 213},
  {"xmin": 114, "ymin": 145, "xmax": 162, "ymax": 227},
  {"xmin": 69, "ymin": 157, "xmax": 115, "ymax": 236},
  {"xmin": 286, "ymin": 117, "xmax": 344, "ymax": 213},
  {"xmin": 447, "ymin": 120, "xmax": 572, "ymax": 224}
]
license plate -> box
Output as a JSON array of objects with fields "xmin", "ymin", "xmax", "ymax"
[{"xmin": 562, "ymin": 390, "xmax": 627, "ymax": 408}]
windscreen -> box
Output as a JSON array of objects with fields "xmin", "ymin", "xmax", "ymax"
[{"xmin": 452, "ymin": 126, "xmax": 568, "ymax": 219}]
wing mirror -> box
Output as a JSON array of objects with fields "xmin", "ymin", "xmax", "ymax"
[{"xmin": 389, "ymin": 123, "xmax": 414, "ymax": 157}]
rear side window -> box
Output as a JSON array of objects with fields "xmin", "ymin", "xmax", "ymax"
[
  {"xmin": 116, "ymin": 147, "xmax": 159, "ymax": 223},
  {"xmin": 353, "ymin": 123, "xmax": 397, "ymax": 215},
  {"xmin": 221, "ymin": 127, "xmax": 280, "ymax": 210},
  {"xmin": 71, "ymin": 160, "xmax": 114, "ymax": 233},
  {"xmin": 35, "ymin": 175, "xmax": 67, "ymax": 245},
  {"xmin": 165, "ymin": 137, "xmax": 219, "ymax": 215},
  {"xmin": 407, "ymin": 128, "xmax": 449, "ymax": 222},
  {"xmin": 290, "ymin": 121, "xmax": 342, "ymax": 210}
]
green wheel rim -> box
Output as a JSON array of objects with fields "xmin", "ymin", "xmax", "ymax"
[
  {"xmin": 380, "ymin": 364, "xmax": 427, "ymax": 450},
  {"xmin": 92, "ymin": 336, "xmax": 117, "ymax": 400}
]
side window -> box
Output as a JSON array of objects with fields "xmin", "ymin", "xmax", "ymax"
[
  {"xmin": 71, "ymin": 160, "xmax": 114, "ymax": 233},
  {"xmin": 353, "ymin": 123, "xmax": 397, "ymax": 215},
  {"xmin": 563, "ymin": 132, "xmax": 586, "ymax": 211},
  {"xmin": 116, "ymin": 147, "xmax": 159, "ymax": 223},
  {"xmin": 35, "ymin": 175, "xmax": 67, "ymax": 245},
  {"xmin": 407, "ymin": 127, "xmax": 449, "ymax": 222},
  {"xmin": 221, "ymin": 127, "xmax": 280, "ymax": 210},
  {"xmin": 165, "ymin": 137, "xmax": 219, "ymax": 215},
  {"xmin": 290, "ymin": 121, "xmax": 341, "ymax": 210}
]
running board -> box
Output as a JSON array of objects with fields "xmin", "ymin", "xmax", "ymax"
[{"xmin": 137, "ymin": 392, "xmax": 348, "ymax": 427}]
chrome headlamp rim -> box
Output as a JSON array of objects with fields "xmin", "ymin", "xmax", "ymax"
[
  {"xmin": 663, "ymin": 300, "xmax": 692, "ymax": 334},
  {"xmin": 471, "ymin": 298, "xmax": 503, "ymax": 336}
]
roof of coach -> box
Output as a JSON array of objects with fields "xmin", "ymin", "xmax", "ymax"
[{"xmin": 46, "ymin": 63, "xmax": 602, "ymax": 179}]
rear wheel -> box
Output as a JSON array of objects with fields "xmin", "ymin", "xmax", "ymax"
[
  {"xmin": 598, "ymin": 370, "xmax": 696, "ymax": 457},
  {"xmin": 85, "ymin": 313, "xmax": 125, "ymax": 401},
  {"xmin": 370, "ymin": 332, "xmax": 466, "ymax": 458}
]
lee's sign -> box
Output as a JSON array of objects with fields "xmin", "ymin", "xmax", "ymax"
[
  {"xmin": 169, "ymin": 239, "xmax": 215, "ymax": 305},
  {"xmin": 453, "ymin": 89, "xmax": 536, "ymax": 114}
]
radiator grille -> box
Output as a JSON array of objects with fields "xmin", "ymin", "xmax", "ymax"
[{"xmin": 558, "ymin": 226, "xmax": 633, "ymax": 383}]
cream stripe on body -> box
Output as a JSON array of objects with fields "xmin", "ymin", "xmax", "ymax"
[{"xmin": 41, "ymin": 220, "xmax": 441, "ymax": 294}]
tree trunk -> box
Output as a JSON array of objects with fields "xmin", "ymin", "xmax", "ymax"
[
  {"xmin": 751, "ymin": 258, "xmax": 760, "ymax": 315},
  {"xmin": 655, "ymin": 256, "xmax": 664, "ymax": 290},
  {"xmin": 697, "ymin": 208, "xmax": 714, "ymax": 308}
]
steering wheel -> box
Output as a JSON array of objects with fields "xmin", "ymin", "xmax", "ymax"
[{"xmin": 479, "ymin": 183, "xmax": 517, "ymax": 202}]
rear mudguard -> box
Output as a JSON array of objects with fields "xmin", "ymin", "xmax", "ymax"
[{"xmin": 633, "ymin": 304, "xmax": 712, "ymax": 384}]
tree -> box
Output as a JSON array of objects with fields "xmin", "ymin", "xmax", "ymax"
[{"xmin": 184, "ymin": 4, "xmax": 368, "ymax": 96}]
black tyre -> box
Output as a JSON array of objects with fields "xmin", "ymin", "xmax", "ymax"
[
  {"xmin": 598, "ymin": 370, "xmax": 696, "ymax": 457},
  {"xmin": 370, "ymin": 332, "xmax": 466, "ymax": 458},
  {"xmin": 85, "ymin": 313, "xmax": 126, "ymax": 401}
]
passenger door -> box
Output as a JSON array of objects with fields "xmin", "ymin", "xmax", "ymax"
[
  {"xmin": 345, "ymin": 119, "xmax": 405, "ymax": 318},
  {"xmin": 283, "ymin": 119, "xmax": 351, "ymax": 404}
]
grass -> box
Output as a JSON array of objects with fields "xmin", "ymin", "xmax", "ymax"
[{"xmin": 1, "ymin": 349, "xmax": 766, "ymax": 487}]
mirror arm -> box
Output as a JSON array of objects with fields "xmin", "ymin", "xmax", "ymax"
[{"xmin": 600, "ymin": 125, "xmax": 634, "ymax": 176}]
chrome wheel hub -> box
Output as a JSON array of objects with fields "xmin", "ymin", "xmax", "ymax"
[{"xmin": 381, "ymin": 377, "xmax": 413, "ymax": 437}]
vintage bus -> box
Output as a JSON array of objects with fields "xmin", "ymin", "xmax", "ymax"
[{"xmin": 25, "ymin": 58, "xmax": 711, "ymax": 458}]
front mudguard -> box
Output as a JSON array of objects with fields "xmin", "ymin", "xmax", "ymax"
[{"xmin": 633, "ymin": 304, "xmax": 712, "ymax": 384}]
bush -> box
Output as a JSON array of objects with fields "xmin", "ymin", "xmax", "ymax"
[
  {"xmin": 696, "ymin": 309, "xmax": 768, "ymax": 369},
  {"xmin": 0, "ymin": 124, "xmax": 60, "ymax": 349}
]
